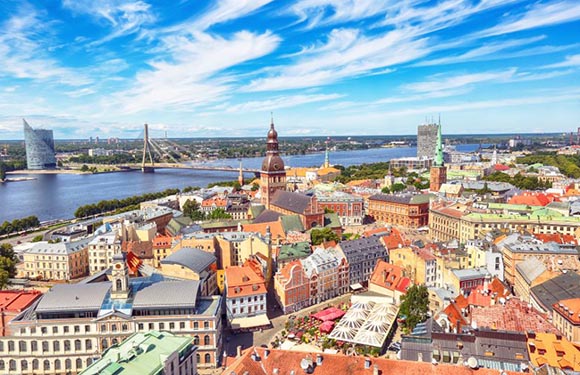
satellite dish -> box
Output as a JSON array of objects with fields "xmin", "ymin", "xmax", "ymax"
[{"xmin": 467, "ymin": 357, "xmax": 478, "ymax": 369}]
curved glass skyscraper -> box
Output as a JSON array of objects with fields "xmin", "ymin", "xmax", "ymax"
[{"xmin": 23, "ymin": 119, "xmax": 57, "ymax": 170}]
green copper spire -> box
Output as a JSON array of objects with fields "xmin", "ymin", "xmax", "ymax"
[{"xmin": 434, "ymin": 118, "xmax": 444, "ymax": 166}]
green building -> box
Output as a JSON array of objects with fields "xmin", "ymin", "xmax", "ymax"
[{"xmin": 81, "ymin": 331, "xmax": 197, "ymax": 375}]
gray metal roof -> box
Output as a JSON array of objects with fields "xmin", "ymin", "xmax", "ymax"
[
  {"xmin": 36, "ymin": 283, "xmax": 111, "ymax": 312},
  {"xmin": 252, "ymin": 209, "xmax": 282, "ymax": 223},
  {"xmin": 132, "ymin": 280, "xmax": 200, "ymax": 309},
  {"xmin": 515, "ymin": 257, "xmax": 546, "ymax": 285},
  {"xmin": 368, "ymin": 193, "xmax": 432, "ymax": 205},
  {"xmin": 531, "ymin": 272, "xmax": 580, "ymax": 313},
  {"xmin": 271, "ymin": 190, "xmax": 312, "ymax": 214},
  {"xmin": 160, "ymin": 247, "xmax": 216, "ymax": 274}
]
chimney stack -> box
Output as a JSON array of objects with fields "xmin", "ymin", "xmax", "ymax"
[
  {"xmin": 316, "ymin": 354, "xmax": 323, "ymax": 366},
  {"xmin": 373, "ymin": 364, "xmax": 380, "ymax": 375},
  {"xmin": 236, "ymin": 346, "xmax": 242, "ymax": 358},
  {"xmin": 365, "ymin": 358, "xmax": 371, "ymax": 369}
]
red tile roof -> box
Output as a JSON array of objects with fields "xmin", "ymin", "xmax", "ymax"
[
  {"xmin": 467, "ymin": 278, "xmax": 511, "ymax": 307},
  {"xmin": 369, "ymin": 260, "xmax": 412, "ymax": 293},
  {"xmin": 508, "ymin": 192, "xmax": 555, "ymax": 206},
  {"xmin": 534, "ymin": 233, "xmax": 579, "ymax": 245},
  {"xmin": 552, "ymin": 298, "xmax": 580, "ymax": 325},
  {"xmin": 493, "ymin": 164, "xmax": 510, "ymax": 171},
  {"xmin": 0, "ymin": 290, "xmax": 42, "ymax": 336},
  {"xmin": 223, "ymin": 347, "xmax": 523, "ymax": 375},
  {"xmin": 225, "ymin": 265, "xmax": 267, "ymax": 298},
  {"xmin": 380, "ymin": 228, "xmax": 411, "ymax": 249},
  {"xmin": 441, "ymin": 301, "xmax": 468, "ymax": 332},
  {"xmin": 470, "ymin": 298, "xmax": 559, "ymax": 333}
]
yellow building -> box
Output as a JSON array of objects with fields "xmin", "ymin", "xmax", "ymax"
[
  {"xmin": 159, "ymin": 247, "xmax": 218, "ymax": 296},
  {"xmin": 389, "ymin": 247, "xmax": 438, "ymax": 287},
  {"xmin": 552, "ymin": 298, "xmax": 580, "ymax": 344},
  {"xmin": 23, "ymin": 239, "xmax": 90, "ymax": 281},
  {"xmin": 513, "ymin": 257, "xmax": 558, "ymax": 303}
]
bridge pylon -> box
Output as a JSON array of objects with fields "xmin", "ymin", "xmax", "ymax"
[{"xmin": 141, "ymin": 123, "xmax": 155, "ymax": 173}]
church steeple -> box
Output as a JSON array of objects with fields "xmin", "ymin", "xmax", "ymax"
[
  {"xmin": 260, "ymin": 115, "xmax": 286, "ymax": 208},
  {"xmin": 323, "ymin": 136, "xmax": 330, "ymax": 168},
  {"xmin": 434, "ymin": 118, "xmax": 444, "ymax": 167},
  {"xmin": 110, "ymin": 251, "xmax": 130, "ymax": 300}
]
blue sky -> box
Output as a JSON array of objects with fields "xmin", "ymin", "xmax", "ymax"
[{"xmin": 0, "ymin": 0, "xmax": 579, "ymax": 139}]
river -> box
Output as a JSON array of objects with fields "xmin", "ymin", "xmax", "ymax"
[{"xmin": 0, "ymin": 144, "xmax": 484, "ymax": 222}]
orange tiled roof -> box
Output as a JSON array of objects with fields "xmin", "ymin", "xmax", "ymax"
[
  {"xmin": 508, "ymin": 192, "xmax": 555, "ymax": 206},
  {"xmin": 440, "ymin": 301, "xmax": 468, "ymax": 331},
  {"xmin": 201, "ymin": 197, "xmax": 228, "ymax": 207},
  {"xmin": 380, "ymin": 228, "xmax": 410, "ymax": 249},
  {"xmin": 277, "ymin": 260, "xmax": 303, "ymax": 284},
  {"xmin": 553, "ymin": 298, "xmax": 580, "ymax": 325},
  {"xmin": 527, "ymin": 332, "xmax": 580, "ymax": 371},
  {"xmin": 468, "ymin": 278, "xmax": 511, "ymax": 307},
  {"xmin": 534, "ymin": 233, "xmax": 579, "ymax": 245},
  {"xmin": 225, "ymin": 265, "xmax": 267, "ymax": 298},
  {"xmin": 369, "ymin": 260, "xmax": 412, "ymax": 293},
  {"xmin": 471, "ymin": 298, "xmax": 559, "ymax": 334},
  {"xmin": 223, "ymin": 347, "xmax": 524, "ymax": 375},
  {"xmin": 242, "ymin": 221, "xmax": 286, "ymax": 240}
]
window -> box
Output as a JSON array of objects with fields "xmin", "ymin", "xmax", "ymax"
[
  {"xmin": 204, "ymin": 335, "xmax": 210, "ymax": 345},
  {"xmin": 196, "ymin": 353, "xmax": 200, "ymax": 363},
  {"xmin": 42, "ymin": 341, "xmax": 49, "ymax": 352},
  {"xmin": 194, "ymin": 322, "xmax": 199, "ymax": 329},
  {"xmin": 43, "ymin": 360, "xmax": 50, "ymax": 370},
  {"xmin": 21, "ymin": 360, "xmax": 28, "ymax": 371},
  {"xmin": 112, "ymin": 338, "xmax": 118, "ymax": 345},
  {"xmin": 54, "ymin": 359, "xmax": 61, "ymax": 370},
  {"xmin": 169, "ymin": 322, "xmax": 175, "ymax": 330},
  {"xmin": 76, "ymin": 358, "xmax": 83, "ymax": 369},
  {"xmin": 122, "ymin": 324, "xmax": 128, "ymax": 332},
  {"xmin": 180, "ymin": 322, "xmax": 185, "ymax": 329},
  {"xmin": 31, "ymin": 341, "xmax": 37, "ymax": 352},
  {"xmin": 53, "ymin": 341, "xmax": 60, "ymax": 352},
  {"xmin": 85, "ymin": 339, "xmax": 92, "ymax": 351},
  {"xmin": 8, "ymin": 341, "xmax": 14, "ymax": 352},
  {"xmin": 52, "ymin": 326, "xmax": 58, "ymax": 334},
  {"xmin": 149, "ymin": 323, "xmax": 154, "ymax": 330},
  {"xmin": 75, "ymin": 339, "xmax": 82, "ymax": 351},
  {"xmin": 159, "ymin": 323, "xmax": 165, "ymax": 330},
  {"xmin": 74, "ymin": 325, "xmax": 80, "ymax": 333},
  {"xmin": 101, "ymin": 324, "xmax": 106, "ymax": 332},
  {"xmin": 138, "ymin": 323, "xmax": 144, "ymax": 330},
  {"xmin": 204, "ymin": 321, "xmax": 209, "ymax": 329},
  {"xmin": 85, "ymin": 325, "xmax": 91, "ymax": 333},
  {"xmin": 19, "ymin": 341, "xmax": 26, "ymax": 352},
  {"xmin": 32, "ymin": 359, "xmax": 39, "ymax": 370},
  {"xmin": 0, "ymin": 360, "xmax": 4, "ymax": 370},
  {"xmin": 63, "ymin": 326, "xmax": 69, "ymax": 333},
  {"xmin": 9, "ymin": 360, "xmax": 16, "ymax": 371},
  {"xmin": 65, "ymin": 359, "xmax": 72, "ymax": 369},
  {"xmin": 111, "ymin": 324, "xmax": 117, "ymax": 332},
  {"xmin": 194, "ymin": 336, "xmax": 200, "ymax": 345},
  {"xmin": 205, "ymin": 353, "xmax": 211, "ymax": 363},
  {"xmin": 64, "ymin": 340, "xmax": 71, "ymax": 351},
  {"xmin": 41, "ymin": 327, "xmax": 47, "ymax": 334},
  {"xmin": 102, "ymin": 339, "xmax": 108, "ymax": 350}
]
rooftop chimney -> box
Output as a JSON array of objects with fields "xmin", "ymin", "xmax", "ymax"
[
  {"xmin": 365, "ymin": 358, "xmax": 371, "ymax": 369},
  {"xmin": 236, "ymin": 346, "xmax": 242, "ymax": 358},
  {"xmin": 373, "ymin": 364, "xmax": 380, "ymax": 375},
  {"xmin": 273, "ymin": 369, "xmax": 279, "ymax": 375},
  {"xmin": 264, "ymin": 349, "xmax": 270, "ymax": 359},
  {"xmin": 316, "ymin": 354, "xmax": 323, "ymax": 366}
]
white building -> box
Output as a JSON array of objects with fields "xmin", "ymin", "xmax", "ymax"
[
  {"xmin": 225, "ymin": 264, "xmax": 269, "ymax": 331},
  {"xmin": 88, "ymin": 234, "xmax": 121, "ymax": 274}
]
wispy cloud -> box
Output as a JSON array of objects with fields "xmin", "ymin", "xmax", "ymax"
[
  {"xmin": 403, "ymin": 69, "xmax": 517, "ymax": 93},
  {"xmin": 0, "ymin": 5, "xmax": 91, "ymax": 86},
  {"xmin": 224, "ymin": 93, "xmax": 343, "ymax": 113},
  {"xmin": 116, "ymin": 30, "xmax": 281, "ymax": 113},
  {"xmin": 478, "ymin": 0, "xmax": 580, "ymax": 37},
  {"xmin": 194, "ymin": 0, "xmax": 273, "ymax": 31},
  {"xmin": 543, "ymin": 54, "xmax": 580, "ymax": 68},
  {"xmin": 62, "ymin": 0, "xmax": 156, "ymax": 44},
  {"xmin": 246, "ymin": 28, "xmax": 428, "ymax": 91}
]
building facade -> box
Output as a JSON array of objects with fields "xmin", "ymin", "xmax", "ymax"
[
  {"xmin": 367, "ymin": 194, "xmax": 431, "ymax": 228},
  {"xmin": 224, "ymin": 265, "xmax": 268, "ymax": 329},
  {"xmin": 338, "ymin": 236, "xmax": 388, "ymax": 286},
  {"xmin": 88, "ymin": 234, "xmax": 121, "ymax": 274},
  {"xmin": 552, "ymin": 298, "xmax": 580, "ymax": 343},
  {"xmin": 23, "ymin": 239, "xmax": 90, "ymax": 281},
  {"xmin": 315, "ymin": 191, "xmax": 364, "ymax": 226},
  {"xmin": 23, "ymin": 119, "xmax": 56, "ymax": 170}
]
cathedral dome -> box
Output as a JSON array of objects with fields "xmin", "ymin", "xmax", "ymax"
[
  {"xmin": 262, "ymin": 154, "xmax": 285, "ymax": 172},
  {"xmin": 267, "ymin": 123, "xmax": 278, "ymax": 142}
]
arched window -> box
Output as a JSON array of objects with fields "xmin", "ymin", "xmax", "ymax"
[
  {"xmin": 21, "ymin": 360, "xmax": 28, "ymax": 370},
  {"xmin": 0, "ymin": 360, "xmax": 4, "ymax": 370},
  {"xmin": 32, "ymin": 359, "xmax": 39, "ymax": 370},
  {"xmin": 43, "ymin": 359, "xmax": 50, "ymax": 370},
  {"xmin": 116, "ymin": 279, "xmax": 123, "ymax": 290},
  {"xmin": 42, "ymin": 341, "xmax": 49, "ymax": 352},
  {"xmin": 196, "ymin": 353, "xmax": 200, "ymax": 363},
  {"xmin": 53, "ymin": 341, "xmax": 60, "ymax": 352},
  {"xmin": 193, "ymin": 322, "xmax": 199, "ymax": 329},
  {"xmin": 8, "ymin": 360, "xmax": 16, "ymax": 371},
  {"xmin": 102, "ymin": 339, "xmax": 108, "ymax": 350},
  {"xmin": 19, "ymin": 340, "xmax": 27, "ymax": 352},
  {"xmin": 205, "ymin": 353, "xmax": 211, "ymax": 364},
  {"xmin": 0, "ymin": 341, "xmax": 3, "ymax": 351},
  {"xmin": 64, "ymin": 340, "xmax": 71, "ymax": 351},
  {"xmin": 112, "ymin": 338, "xmax": 118, "ymax": 346},
  {"xmin": 75, "ymin": 339, "xmax": 82, "ymax": 351},
  {"xmin": 204, "ymin": 335, "xmax": 210, "ymax": 346},
  {"xmin": 86, "ymin": 358, "xmax": 92, "ymax": 367},
  {"xmin": 7, "ymin": 341, "xmax": 14, "ymax": 352},
  {"xmin": 193, "ymin": 336, "xmax": 199, "ymax": 345},
  {"xmin": 54, "ymin": 359, "xmax": 61, "ymax": 370},
  {"xmin": 122, "ymin": 324, "xmax": 128, "ymax": 332},
  {"xmin": 204, "ymin": 321, "xmax": 209, "ymax": 329},
  {"xmin": 76, "ymin": 358, "xmax": 83, "ymax": 369},
  {"xmin": 112, "ymin": 324, "xmax": 117, "ymax": 332},
  {"xmin": 65, "ymin": 359, "xmax": 72, "ymax": 369},
  {"xmin": 85, "ymin": 339, "xmax": 92, "ymax": 350}
]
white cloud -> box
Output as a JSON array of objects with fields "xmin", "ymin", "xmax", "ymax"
[
  {"xmin": 414, "ymin": 35, "xmax": 546, "ymax": 66},
  {"xmin": 289, "ymin": 0, "xmax": 398, "ymax": 28},
  {"xmin": 224, "ymin": 93, "xmax": 343, "ymax": 113},
  {"xmin": 403, "ymin": 69, "xmax": 517, "ymax": 93},
  {"xmin": 62, "ymin": 0, "xmax": 156, "ymax": 44},
  {"xmin": 0, "ymin": 6, "xmax": 91, "ymax": 86},
  {"xmin": 246, "ymin": 28, "xmax": 429, "ymax": 92},
  {"xmin": 116, "ymin": 30, "xmax": 281, "ymax": 113},
  {"xmin": 513, "ymin": 69, "xmax": 575, "ymax": 82},
  {"xmin": 65, "ymin": 88, "xmax": 97, "ymax": 98},
  {"xmin": 543, "ymin": 54, "xmax": 580, "ymax": 68},
  {"xmin": 194, "ymin": 0, "xmax": 273, "ymax": 31},
  {"xmin": 479, "ymin": 0, "xmax": 580, "ymax": 37}
]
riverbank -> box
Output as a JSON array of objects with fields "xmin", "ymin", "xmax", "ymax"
[
  {"xmin": 0, "ymin": 177, "xmax": 37, "ymax": 183},
  {"xmin": 7, "ymin": 169, "xmax": 90, "ymax": 175}
]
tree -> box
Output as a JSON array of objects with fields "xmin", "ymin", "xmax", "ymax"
[
  {"xmin": 0, "ymin": 244, "xmax": 17, "ymax": 288},
  {"xmin": 31, "ymin": 234, "xmax": 44, "ymax": 242},
  {"xmin": 182, "ymin": 199, "xmax": 205, "ymax": 221},
  {"xmin": 207, "ymin": 208, "xmax": 232, "ymax": 220},
  {"xmin": 381, "ymin": 186, "xmax": 390, "ymax": 194},
  {"xmin": 399, "ymin": 284, "xmax": 429, "ymax": 333},
  {"xmin": 390, "ymin": 183, "xmax": 406, "ymax": 193},
  {"xmin": 251, "ymin": 183, "xmax": 259, "ymax": 191},
  {"xmin": 80, "ymin": 164, "xmax": 89, "ymax": 172},
  {"xmin": 0, "ymin": 162, "xmax": 6, "ymax": 181},
  {"xmin": 324, "ymin": 207, "xmax": 335, "ymax": 214},
  {"xmin": 311, "ymin": 227, "xmax": 340, "ymax": 246}
]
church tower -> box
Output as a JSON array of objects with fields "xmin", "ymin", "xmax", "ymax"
[
  {"xmin": 430, "ymin": 119, "xmax": 447, "ymax": 193},
  {"xmin": 111, "ymin": 252, "xmax": 130, "ymax": 300},
  {"xmin": 322, "ymin": 137, "xmax": 330, "ymax": 168},
  {"xmin": 260, "ymin": 116, "xmax": 286, "ymax": 209}
]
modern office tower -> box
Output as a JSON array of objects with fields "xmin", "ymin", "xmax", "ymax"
[
  {"xmin": 417, "ymin": 123, "xmax": 439, "ymax": 159},
  {"xmin": 23, "ymin": 119, "xmax": 56, "ymax": 169}
]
